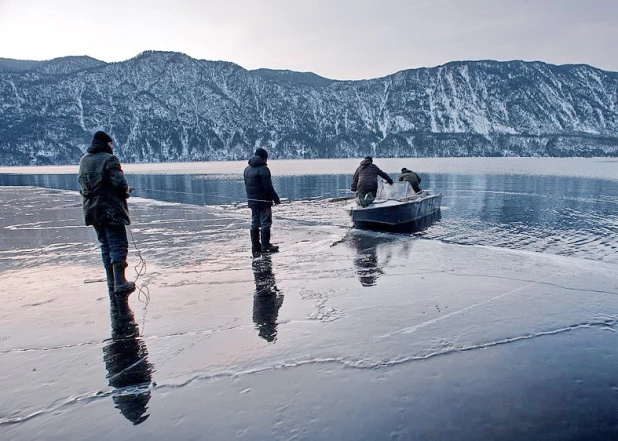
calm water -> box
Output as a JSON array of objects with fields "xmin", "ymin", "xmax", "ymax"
[{"xmin": 2, "ymin": 158, "xmax": 617, "ymax": 263}]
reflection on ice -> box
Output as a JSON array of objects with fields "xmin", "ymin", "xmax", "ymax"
[
  {"xmin": 251, "ymin": 255, "xmax": 284, "ymax": 342},
  {"xmin": 348, "ymin": 231, "xmax": 387, "ymax": 287},
  {"xmin": 103, "ymin": 296, "xmax": 153, "ymax": 425}
]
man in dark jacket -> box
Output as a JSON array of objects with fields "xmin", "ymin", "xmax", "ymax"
[
  {"xmin": 398, "ymin": 167, "xmax": 422, "ymax": 193},
  {"xmin": 244, "ymin": 147, "xmax": 281, "ymax": 256},
  {"xmin": 351, "ymin": 156, "xmax": 393, "ymax": 207},
  {"xmin": 78, "ymin": 131, "xmax": 135, "ymax": 296}
]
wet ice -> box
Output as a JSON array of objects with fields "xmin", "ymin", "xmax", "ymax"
[{"xmin": 1, "ymin": 158, "xmax": 618, "ymax": 440}]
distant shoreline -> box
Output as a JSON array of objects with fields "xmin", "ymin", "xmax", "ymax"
[{"xmin": 1, "ymin": 157, "xmax": 617, "ymax": 181}]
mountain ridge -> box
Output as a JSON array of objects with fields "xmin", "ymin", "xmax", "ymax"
[{"xmin": 1, "ymin": 51, "xmax": 617, "ymax": 165}]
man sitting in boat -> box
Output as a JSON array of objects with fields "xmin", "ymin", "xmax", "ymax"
[
  {"xmin": 351, "ymin": 156, "xmax": 394, "ymax": 207},
  {"xmin": 398, "ymin": 167, "xmax": 422, "ymax": 193}
]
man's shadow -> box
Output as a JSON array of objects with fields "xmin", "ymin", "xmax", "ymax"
[
  {"xmin": 350, "ymin": 232, "xmax": 386, "ymax": 287},
  {"xmin": 102, "ymin": 296, "xmax": 154, "ymax": 425},
  {"xmin": 252, "ymin": 255, "xmax": 284, "ymax": 342}
]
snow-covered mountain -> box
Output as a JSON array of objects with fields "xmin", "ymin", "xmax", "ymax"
[{"xmin": 1, "ymin": 51, "xmax": 617, "ymax": 165}]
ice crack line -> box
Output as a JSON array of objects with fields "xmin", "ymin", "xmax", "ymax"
[
  {"xmin": 0, "ymin": 388, "xmax": 121, "ymax": 426},
  {"xmin": 0, "ymin": 340, "xmax": 100, "ymax": 355},
  {"xmin": 390, "ymin": 270, "xmax": 618, "ymax": 296},
  {"xmin": 2, "ymin": 319, "xmax": 614, "ymax": 427},
  {"xmin": 376, "ymin": 270, "xmax": 568, "ymax": 339},
  {"xmin": 126, "ymin": 317, "xmax": 618, "ymax": 391},
  {"xmin": 0, "ymin": 327, "xmax": 219, "ymax": 356}
]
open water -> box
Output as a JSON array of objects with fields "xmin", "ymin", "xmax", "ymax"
[{"xmin": 2, "ymin": 157, "xmax": 617, "ymax": 263}]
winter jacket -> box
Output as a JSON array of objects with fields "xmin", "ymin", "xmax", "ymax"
[
  {"xmin": 351, "ymin": 158, "xmax": 394, "ymax": 195},
  {"xmin": 78, "ymin": 144, "xmax": 130, "ymax": 226},
  {"xmin": 398, "ymin": 170, "xmax": 422, "ymax": 192},
  {"xmin": 244, "ymin": 156, "xmax": 281, "ymax": 209}
]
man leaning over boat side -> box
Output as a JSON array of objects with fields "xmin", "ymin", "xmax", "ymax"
[
  {"xmin": 351, "ymin": 156, "xmax": 394, "ymax": 207},
  {"xmin": 398, "ymin": 167, "xmax": 422, "ymax": 193}
]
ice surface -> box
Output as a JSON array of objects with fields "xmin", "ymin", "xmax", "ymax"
[{"xmin": 1, "ymin": 186, "xmax": 618, "ymax": 440}]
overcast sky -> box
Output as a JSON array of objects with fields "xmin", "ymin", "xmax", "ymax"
[{"xmin": 1, "ymin": 0, "xmax": 617, "ymax": 80}]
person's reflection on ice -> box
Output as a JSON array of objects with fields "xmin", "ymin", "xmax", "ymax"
[
  {"xmin": 252, "ymin": 255, "xmax": 284, "ymax": 342},
  {"xmin": 103, "ymin": 295, "xmax": 154, "ymax": 425},
  {"xmin": 351, "ymin": 233, "xmax": 385, "ymax": 287}
]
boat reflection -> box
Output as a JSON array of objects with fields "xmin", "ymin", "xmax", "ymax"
[
  {"xmin": 102, "ymin": 296, "xmax": 154, "ymax": 425},
  {"xmin": 349, "ymin": 228, "xmax": 432, "ymax": 287},
  {"xmin": 251, "ymin": 255, "xmax": 284, "ymax": 342}
]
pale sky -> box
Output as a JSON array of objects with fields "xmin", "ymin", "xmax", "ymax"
[{"xmin": 1, "ymin": 0, "xmax": 617, "ymax": 80}]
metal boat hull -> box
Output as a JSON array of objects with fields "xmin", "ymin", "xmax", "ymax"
[{"xmin": 348, "ymin": 193, "xmax": 442, "ymax": 233}]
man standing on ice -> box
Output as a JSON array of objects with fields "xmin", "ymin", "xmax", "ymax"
[
  {"xmin": 78, "ymin": 131, "xmax": 135, "ymax": 296},
  {"xmin": 244, "ymin": 147, "xmax": 281, "ymax": 257}
]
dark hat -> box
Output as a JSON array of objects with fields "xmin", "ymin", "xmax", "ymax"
[
  {"xmin": 92, "ymin": 131, "xmax": 113, "ymax": 145},
  {"xmin": 255, "ymin": 148, "xmax": 268, "ymax": 160},
  {"xmin": 401, "ymin": 167, "xmax": 411, "ymax": 173},
  {"xmin": 364, "ymin": 156, "xmax": 373, "ymax": 162}
]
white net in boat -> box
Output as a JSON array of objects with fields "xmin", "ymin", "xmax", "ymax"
[{"xmin": 376, "ymin": 181, "xmax": 417, "ymax": 200}]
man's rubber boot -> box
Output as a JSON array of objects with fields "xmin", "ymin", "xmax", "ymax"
[
  {"xmin": 358, "ymin": 193, "xmax": 373, "ymax": 208},
  {"xmin": 105, "ymin": 264, "xmax": 115, "ymax": 295},
  {"xmin": 260, "ymin": 229, "xmax": 279, "ymax": 253},
  {"xmin": 112, "ymin": 263, "xmax": 136, "ymax": 295},
  {"xmin": 250, "ymin": 229, "xmax": 262, "ymax": 257}
]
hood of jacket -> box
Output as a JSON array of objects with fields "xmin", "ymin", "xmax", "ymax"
[
  {"xmin": 359, "ymin": 158, "xmax": 372, "ymax": 168},
  {"xmin": 248, "ymin": 156, "xmax": 267, "ymax": 167},
  {"xmin": 87, "ymin": 143, "xmax": 113, "ymax": 154}
]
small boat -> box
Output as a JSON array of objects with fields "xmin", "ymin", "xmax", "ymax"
[{"xmin": 345, "ymin": 181, "xmax": 442, "ymax": 233}]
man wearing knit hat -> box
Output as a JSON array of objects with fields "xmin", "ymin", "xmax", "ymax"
[
  {"xmin": 78, "ymin": 131, "xmax": 135, "ymax": 297},
  {"xmin": 244, "ymin": 147, "xmax": 281, "ymax": 256}
]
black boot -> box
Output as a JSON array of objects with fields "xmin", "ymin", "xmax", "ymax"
[
  {"xmin": 260, "ymin": 228, "xmax": 279, "ymax": 253},
  {"xmin": 105, "ymin": 264, "xmax": 115, "ymax": 295},
  {"xmin": 250, "ymin": 229, "xmax": 261, "ymax": 257},
  {"xmin": 112, "ymin": 263, "xmax": 136, "ymax": 295}
]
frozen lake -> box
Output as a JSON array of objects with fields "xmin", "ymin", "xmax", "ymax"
[{"xmin": 1, "ymin": 157, "xmax": 618, "ymax": 440}]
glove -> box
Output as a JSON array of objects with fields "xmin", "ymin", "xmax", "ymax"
[{"xmin": 274, "ymin": 198, "xmax": 281, "ymax": 205}]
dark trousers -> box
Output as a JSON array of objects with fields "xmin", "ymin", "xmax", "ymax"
[
  {"xmin": 94, "ymin": 224, "xmax": 129, "ymax": 267},
  {"xmin": 250, "ymin": 206, "xmax": 274, "ymax": 249},
  {"xmin": 250, "ymin": 207, "xmax": 273, "ymax": 231}
]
